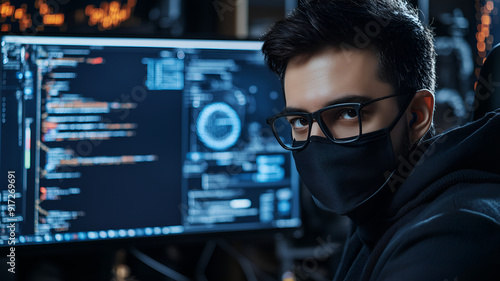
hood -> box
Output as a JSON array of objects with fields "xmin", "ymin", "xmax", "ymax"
[
  {"xmin": 350, "ymin": 109, "xmax": 500, "ymax": 246},
  {"xmin": 388, "ymin": 108, "xmax": 500, "ymax": 217}
]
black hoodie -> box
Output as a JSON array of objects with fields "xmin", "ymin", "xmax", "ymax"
[{"xmin": 333, "ymin": 109, "xmax": 500, "ymax": 281}]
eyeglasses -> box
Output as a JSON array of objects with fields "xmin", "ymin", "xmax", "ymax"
[{"xmin": 266, "ymin": 93, "xmax": 407, "ymax": 151}]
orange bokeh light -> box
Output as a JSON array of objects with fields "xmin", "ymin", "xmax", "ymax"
[
  {"xmin": 486, "ymin": 1, "xmax": 494, "ymax": 11},
  {"xmin": 1, "ymin": 23, "xmax": 10, "ymax": 32},
  {"xmin": 84, "ymin": 0, "xmax": 136, "ymax": 30},
  {"xmin": 0, "ymin": 2, "xmax": 15, "ymax": 18},
  {"xmin": 477, "ymin": 32, "xmax": 485, "ymax": 42},
  {"xmin": 477, "ymin": 41, "xmax": 486, "ymax": 52},
  {"xmin": 1, "ymin": 0, "xmax": 65, "ymax": 31},
  {"xmin": 481, "ymin": 14, "xmax": 491, "ymax": 25},
  {"xmin": 43, "ymin": 13, "xmax": 64, "ymax": 26},
  {"xmin": 39, "ymin": 3, "xmax": 48, "ymax": 15},
  {"xmin": 14, "ymin": 8, "xmax": 24, "ymax": 19},
  {"xmin": 482, "ymin": 26, "xmax": 490, "ymax": 37}
]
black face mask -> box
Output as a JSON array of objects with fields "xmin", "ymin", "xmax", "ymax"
[{"xmin": 292, "ymin": 129, "xmax": 397, "ymax": 215}]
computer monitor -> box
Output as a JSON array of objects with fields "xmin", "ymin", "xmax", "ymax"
[{"xmin": 0, "ymin": 35, "xmax": 300, "ymax": 247}]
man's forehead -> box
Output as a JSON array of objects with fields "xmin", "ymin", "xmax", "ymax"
[
  {"xmin": 285, "ymin": 49, "xmax": 382, "ymax": 86},
  {"xmin": 283, "ymin": 47, "xmax": 393, "ymax": 110},
  {"xmin": 286, "ymin": 46, "xmax": 378, "ymax": 68}
]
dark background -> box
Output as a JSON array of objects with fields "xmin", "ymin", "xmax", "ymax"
[{"xmin": 0, "ymin": 0, "xmax": 497, "ymax": 280}]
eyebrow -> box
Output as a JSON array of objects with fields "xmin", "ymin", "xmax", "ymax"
[{"xmin": 283, "ymin": 94, "xmax": 372, "ymax": 113}]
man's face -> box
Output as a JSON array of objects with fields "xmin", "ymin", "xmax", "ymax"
[{"xmin": 283, "ymin": 48, "xmax": 409, "ymax": 157}]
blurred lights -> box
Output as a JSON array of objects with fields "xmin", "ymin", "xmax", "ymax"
[
  {"xmin": 14, "ymin": 7, "xmax": 24, "ymax": 19},
  {"xmin": 478, "ymin": 41, "xmax": 486, "ymax": 52},
  {"xmin": 0, "ymin": 1, "xmax": 63, "ymax": 32},
  {"xmin": 83, "ymin": 0, "xmax": 136, "ymax": 31},
  {"xmin": 0, "ymin": 2, "xmax": 14, "ymax": 18},
  {"xmin": 43, "ymin": 13, "xmax": 64, "ymax": 26},
  {"xmin": 35, "ymin": 0, "xmax": 64, "ymax": 27},
  {"xmin": 487, "ymin": 0, "xmax": 495, "ymax": 10},
  {"xmin": 482, "ymin": 14, "xmax": 492, "ymax": 25},
  {"xmin": 1, "ymin": 1, "xmax": 137, "ymax": 33},
  {"xmin": 475, "ymin": 0, "xmax": 496, "ymax": 77},
  {"xmin": 39, "ymin": 2, "xmax": 48, "ymax": 14}
]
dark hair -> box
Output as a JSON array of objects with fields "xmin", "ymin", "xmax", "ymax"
[{"xmin": 261, "ymin": 0, "xmax": 436, "ymax": 138}]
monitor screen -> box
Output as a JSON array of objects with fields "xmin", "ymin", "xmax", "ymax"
[{"xmin": 0, "ymin": 35, "xmax": 300, "ymax": 247}]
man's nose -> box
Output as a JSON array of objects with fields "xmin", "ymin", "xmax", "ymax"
[{"xmin": 310, "ymin": 121, "xmax": 326, "ymax": 138}]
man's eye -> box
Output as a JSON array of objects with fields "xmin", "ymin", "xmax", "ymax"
[
  {"xmin": 290, "ymin": 117, "xmax": 308, "ymax": 128},
  {"xmin": 340, "ymin": 109, "xmax": 358, "ymax": 120}
]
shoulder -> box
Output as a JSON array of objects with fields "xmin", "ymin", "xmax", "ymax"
[
  {"xmin": 372, "ymin": 181, "xmax": 500, "ymax": 281},
  {"xmin": 423, "ymin": 180, "xmax": 500, "ymax": 222}
]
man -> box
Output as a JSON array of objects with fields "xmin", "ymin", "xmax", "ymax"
[{"xmin": 262, "ymin": 0, "xmax": 500, "ymax": 280}]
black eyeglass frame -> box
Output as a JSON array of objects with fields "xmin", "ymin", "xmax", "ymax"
[{"xmin": 266, "ymin": 92, "xmax": 410, "ymax": 151}]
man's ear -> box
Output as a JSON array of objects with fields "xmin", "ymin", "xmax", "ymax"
[{"xmin": 406, "ymin": 89, "xmax": 434, "ymax": 144}]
